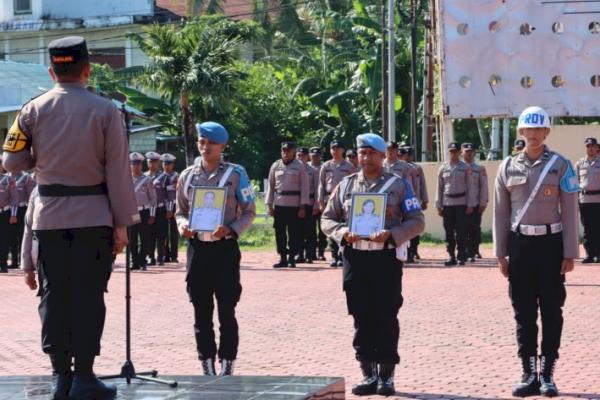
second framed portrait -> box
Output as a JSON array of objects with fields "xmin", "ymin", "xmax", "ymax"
[
  {"xmin": 349, "ymin": 193, "xmax": 387, "ymax": 238},
  {"xmin": 189, "ymin": 187, "xmax": 227, "ymax": 232}
]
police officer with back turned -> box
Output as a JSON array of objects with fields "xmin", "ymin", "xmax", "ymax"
[
  {"xmin": 176, "ymin": 122, "xmax": 256, "ymax": 376},
  {"xmin": 2, "ymin": 36, "xmax": 138, "ymax": 400},
  {"xmin": 322, "ymin": 133, "xmax": 424, "ymax": 396},
  {"xmin": 494, "ymin": 106, "xmax": 579, "ymax": 397}
]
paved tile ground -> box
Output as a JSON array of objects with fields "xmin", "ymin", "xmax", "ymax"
[{"xmin": 1, "ymin": 245, "xmax": 600, "ymax": 400}]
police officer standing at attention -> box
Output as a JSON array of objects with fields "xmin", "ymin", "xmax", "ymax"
[
  {"xmin": 309, "ymin": 147, "xmax": 327, "ymax": 261},
  {"xmin": 321, "ymin": 133, "xmax": 424, "ymax": 396},
  {"xmin": 163, "ymin": 154, "xmax": 180, "ymax": 263},
  {"xmin": 145, "ymin": 151, "xmax": 162, "ymax": 265},
  {"xmin": 346, "ymin": 148, "xmax": 359, "ymax": 170},
  {"xmin": 436, "ymin": 142, "xmax": 476, "ymax": 266},
  {"xmin": 494, "ymin": 106, "xmax": 579, "ymax": 397},
  {"xmin": 296, "ymin": 147, "xmax": 318, "ymax": 264},
  {"xmin": 130, "ymin": 152, "xmax": 157, "ymax": 271},
  {"xmin": 318, "ymin": 139, "xmax": 355, "ymax": 267},
  {"xmin": 400, "ymin": 145, "xmax": 428, "ymax": 261},
  {"xmin": 176, "ymin": 121, "xmax": 256, "ymax": 376},
  {"xmin": 7, "ymin": 170, "xmax": 34, "ymax": 268},
  {"xmin": 461, "ymin": 143, "xmax": 488, "ymax": 261},
  {"xmin": 266, "ymin": 142, "xmax": 310, "ymax": 268},
  {"xmin": 0, "ymin": 157, "xmax": 18, "ymax": 273},
  {"xmin": 576, "ymin": 138, "xmax": 600, "ymax": 263},
  {"xmin": 2, "ymin": 36, "xmax": 138, "ymax": 400}
]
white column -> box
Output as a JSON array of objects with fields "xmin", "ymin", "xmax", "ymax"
[
  {"xmin": 502, "ymin": 117, "xmax": 510, "ymax": 158},
  {"xmin": 490, "ymin": 118, "xmax": 500, "ymax": 160},
  {"xmin": 442, "ymin": 117, "xmax": 454, "ymax": 162},
  {"xmin": 387, "ymin": 0, "xmax": 395, "ymax": 142},
  {"xmin": 4, "ymin": 38, "xmax": 9, "ymax": 61},
  {"xmin": 125, "ymin": 36, "xmax": 133, "ymax": 68}
]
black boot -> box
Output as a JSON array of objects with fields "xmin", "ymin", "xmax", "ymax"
[
  {"xmin": 582, "ymin": 256, "xmax": 595, "ymax": 263},
  {"xmin": 539, "ymin": 356, "xmax": 559, "ymax": 397},
  {"xmin": 69, "ymin": 376, "xmax": 117, "ymax": 400},
  {"xmin": 219, "ymin": 359, "xmax": 235, "ymax": 376},
  {"xmin": 294, "ymin": 255, "xmax": 306, "ymax": 264},
  {"xmin": 512, "ymin": 356, "xmax": 540, "ymax": 397},
  {"xmin": 273, "ymin": 257, "xmax": 287, "ymax": 268},
  {"xmin": 201, "ymin": 358, "xmax": 216, "ymax": 376},
  {"xmin": 351, "ymin": 361, "xmax": 378, "ymax": 396},
  {"xmin": 50, "ymin": 353, "xmax": 72, "ymax": 400},
  {"xmin": 444, "ymin": 257, "xmax": 457, "ymax": 266},
  {"xmin": 287, "ymin": 255, "xmax": 296, "ymax": 268},
  {"xmin": 377, "ymin": 363, "xmax": 396, "ymax": 396},
  {"xmin": 318, "ymin": 249, "xmax": 326, "ymax": 261}
]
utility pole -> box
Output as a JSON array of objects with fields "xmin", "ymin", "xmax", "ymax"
[
  {"xmin": 410, "ymin": 0, "xmax": 418, "ymax": 152},
  {"xmin": 381, "ymin": 1, "xmax": 388, "ymax": 139},
  {"xmin": 387, "ymin": 0, "xmax": 396, "ymax": 142}
]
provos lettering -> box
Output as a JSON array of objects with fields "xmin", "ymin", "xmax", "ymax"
[
  {"xmin": 404, "ymin": 197, "xmax": 421, "ymax": 211},
  {"xmin": 522, "ymin": 113, "xmax": 544, "ymax": 125}
]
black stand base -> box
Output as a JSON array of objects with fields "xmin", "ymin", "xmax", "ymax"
[{"xmin": 100, "ymin": 360, "xmax": 178, "ymax": 387}]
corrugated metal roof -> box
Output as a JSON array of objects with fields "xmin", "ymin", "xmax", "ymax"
[{"xmin": 0, "ymin": 61, "xmax": 53, "ymax": 110}]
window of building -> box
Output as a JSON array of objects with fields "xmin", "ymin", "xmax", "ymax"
[
  {"xmin": 90, "ymin": 48, "xmax": 126, "ymax": 70},
  {"xmin": 14, "ymin": 0, "xmax": 32, "ymax": 14}
]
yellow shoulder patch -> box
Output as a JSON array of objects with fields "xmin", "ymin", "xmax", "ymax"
[{"xmin": 3, "ymin": 116, "xmax": 29, "ymax": 153}]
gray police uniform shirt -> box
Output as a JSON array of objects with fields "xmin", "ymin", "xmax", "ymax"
[
  {"xmin": 305, "ymin": 162, "xmax": 319, "ymax": 207},
  {"xmin": 21, "ymin": 187, "xmax": 38, "ymax": 273},
  {"xmin": 0, "ymin": 173, "xmax": 18, "ymax": 211},
  {"xmin": 435, "ymin": 161, "xmax": 477, "ymax": 208},
  {"xmin": 266, "ymin": 159, "xmax": 310, "ymax": 207},
  {"xmin": 176, "ymin": 162, "xmax": 256, "ymax": 237},
  {"xmin": 147, "ymin": 170, "xmax": 167, "ymax": 207},
  {"xmin": 132, "ymin": 173, "xmax": 157, "ymax": 214},
  {"xmin": 2, "ymin": 82, "xmax": 139, "ymax": 229},
  {"xmin": 318, "ymin": 159, "xmax": 355, "ymax": 206},
  {"xmin": 383, "ymin": 159, "xmax": 420, "ymax": 198},
  {"xmin": 11, "ymin": 171, "xmax": 34, "ymax": 206},
  {"xmin": 493, "ymin": 146, "xmax": 580, "ymax": 259},
  {"xmin": 413, "ymin": 163, "xmax": 429, "ymax": 204},
  {"xmin": 466, "ymin": 162, "xmax": 489, "ymax": 208},
  {"xmin": 165, "ymin": 171, "xmax": 179, "ymax": 212},
  {"xmin": 321, "ymin": 171, "xmax": 425, "ymax": 247},
  {"xmin": 576, "ymin": 155, "xmax": 600, "ymax": 204}
]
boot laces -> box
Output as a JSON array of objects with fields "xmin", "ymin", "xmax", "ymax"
[
  {"xmin": 540, "ymin": 357, "xmax": 556, "ymax": 385},
  {"xmin": 202, "ymin": 358, "xmax": 215, "ymax": 375},
  {"xmin": 220, "ymin": 359, "xmax": 234, "ymax": 376}
]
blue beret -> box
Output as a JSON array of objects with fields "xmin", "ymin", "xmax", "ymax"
[
  {"xmin": 196, "ymin": 122, "xmax": 229, "ymax": 144},
  {"xmin": 356, "ymin": 133, "xmax": 386, "ymax": 153}
]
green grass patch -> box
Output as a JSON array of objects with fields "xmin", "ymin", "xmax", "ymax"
[{"xmin": 239, "ymin": 223, "xmax": 275, "ymax": 251}]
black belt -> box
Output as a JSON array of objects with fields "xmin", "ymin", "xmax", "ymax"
[
  {"xmin": 447, "ymin": 192, "xmax": 466, "ymax": 199},
  {"xmin": 38, "ymin": 183, "xmax": 108, "ymax": 197},
  {"xmin": 309, "ymin": 194, "xmax": 315, "ymax": 199},
  {"xmin": 582, "ymin": 189, "xmax": 600, "ymax": 195},
  {"xmin": 277, "ymin": 191, "xmax": 300, "ymax": 196}
]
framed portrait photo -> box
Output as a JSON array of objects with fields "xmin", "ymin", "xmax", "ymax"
[
  {"xmin": 349, "ymin": 193, "xmax": 387, "ymax": 238},
  {"xmin": 189, "ymin": 186, "xmax": 227, "ymax": 232}
]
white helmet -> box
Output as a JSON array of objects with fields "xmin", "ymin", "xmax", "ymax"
[{"xmin": 517, "ymin": 106, "xmax": 550, "ymax": 130}]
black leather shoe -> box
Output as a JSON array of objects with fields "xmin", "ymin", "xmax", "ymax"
[
  {"xmin": 273, "ymin": 259, "xmax": 287, "ymax": 268},
  {"xmin": 475, "ymin": 252, "xmax": 482, "ymax": 259},
  {"xmin": 414, "ymin": 252, "xmax": 421, "ymax": 260},
  {"xmin": 294, "ymin": 256, "xmax": 306, "ymax": 264},
  {"xmin": 458, "ymin": 259, "xmax": 466, "ymax": 266},
  {"xmin": 0, "ymin": 266, "xmax": 8, "ymax": 273},
  {"xmin": 582, "ymin": 256, "xmax": 595, "ymax": 264},
  {"xmin": 336, "ymin": 259, "xmax": 343, "ymax": 267},
  {"xmin": 52, "ymin": 373, "xmax": 73, "ymax": 400},
  {"xmin": 377, "ymin": 363, "xmax": 396, "ymax": 396},
  {"xmin": 444, "ymin": 258, "xmax": 457, "ymax": 266},
  {"xmin": 318, "ymin": 254, "xmax": 326, "ymax": 261},
  {"xmin": 305, "ymin": 258, "xmax": 314, "ymax": 264},
  {"xmin": 69, "ymin": 376, "xmax": 117, "ymax": 400},
  {"xmin": 351, "ymin": 361, "xmax": 378, "ymax": 396},
  {"xmin": 512, "ymin": 356, "xmax": 540, "ymax": 397},
  {"xmin": 131, "ymin": 265, "xmax": 141, "ymax": 270},
  {"xmin": 148, "ymin": 258, "xmax": 156, "ymax": 266},
  {"xmin": 288, "ymin": 261, "xmax": 296, "ymax": 268},
  {"xmin": 329, "ymin": 260, "xmax": 337, "ymax": 267}
]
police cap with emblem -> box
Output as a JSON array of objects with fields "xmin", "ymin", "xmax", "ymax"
[
  {"xmin": 160, "ymin": 153, "xmax": 176, "ymax": 163},
  {"xmin": 514, "ymin": 139, "xmax": 525, "ymax": 149},
  {"xmin": 145, "ymin": 151, "xmax": 161, "ymax": 161},
  {"xmin": 309, "ymin": 147, "xmax": 321, "ymax": 155},
  {"xmin": 461, "ymin": 142, "xmax": 476, "ymax": 151},
  {"xmin": 585, "ymin": 137, "xmax": 598, "ymax": 146},
  {"xmin": 330, "ymin": 139, "xmax": 344, "ymax": 149},
  {"xmin": 48, "ymin": 36, "xmax": 89, "ymax": 65},
  {"xmin": 296, "ymin": 147, "xmax": 309, "ymax": 155},
  {"xmin": 357, "ymin": 133, "xmax": 386, "ymax": 153},
  {"xmin": 196, "ymin": 121, "xmax": 229, "ymax": 144},
  {"xmin": 281, "ymin": 141, "xmax": 296, "ymax": 150},
  {"xmin": 346, "ymin": 149, "xmax": 357, "ymax": 157},
  {"xmin": 401, "ymin": 145, "xmax": 414, "ymax": 155},
  {"xmin": 387, "ymin": 141, "xmax": 399, "ymax": 149},
  {"xmin": 129, "ymin": 152, "xmax": 144, "ymax": 163},
  {"xmin": 448, "ymin": 142, "xmax": 459, "ymax": 151}
]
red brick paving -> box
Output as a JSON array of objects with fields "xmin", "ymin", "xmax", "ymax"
[{"xmin": 1, "ymin": 245, "xmax": 600, "ymax": 399}]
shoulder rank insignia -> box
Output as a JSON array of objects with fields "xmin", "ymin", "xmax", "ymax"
[{"xmin": 3, "ymin": 116, "xmax": 29, "ymax": 153}]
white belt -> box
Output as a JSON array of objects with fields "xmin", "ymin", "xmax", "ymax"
[
  {"xmin": 194, "ymin": 232, "xmax": 233, "ymax": 242},
  {"xmin": 514, "ymin": 223, "xmax": 563, "ymax": 236},
  {"xmin": 0, "ymin": 205, "xmax": 10, "ymax": 212},
  {"xmin": 157, "ymin": 202, "xmax": 164, "ymax": 207},
  {"xmin": 18, "ymin": 202, "xmax": 27, "ymax": 207},
  {"xmin": 352, "ymin": 240, "xmax": 394, "ymax": 251},
  {"xmin": 138, "ymin": 205, "xmax": 150, "ymax": 211}
]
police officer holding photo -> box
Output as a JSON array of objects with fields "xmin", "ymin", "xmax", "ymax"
[
  {"xmin": 130, "ymin": 152, "xmax": 157, "ymax": 270},
  {"xmin": 436, "ymin": 142, "xmax": 476, "ymax": 266},
  {"xmin": 322, "ymin": 133, "xmax": 424, "ymax": 396},
  {"xmin": 461, "ymin": 143, "xmax": 488, "ymax": 261},
  {"xmin": 309, "ymin": 147, "xmax": 327, "ymax": 261},
  {"xmin": 266, "ymin": 142, "xmax": 310, "ymax": 268},
  {"xmin": 296, "ymin": 147, "xmax": 318, "ymax": 264},
  {"xmin": 318, "ymin": 140, "xmax": 356, "ymax": 267},
  {"xmin": 2, "ymin": 36, "xmax": 138, "ymax": 400},
  {"xmin": 575, "ymin": 137, "xmax": 600, "ymax": 263},
  {"xmin": 494, "ymin": 106, "xmax": 579, "ymax": 398},
  {"xmin": 176, "ymin": 121, "xmax": 256, "ymax": 376}
]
